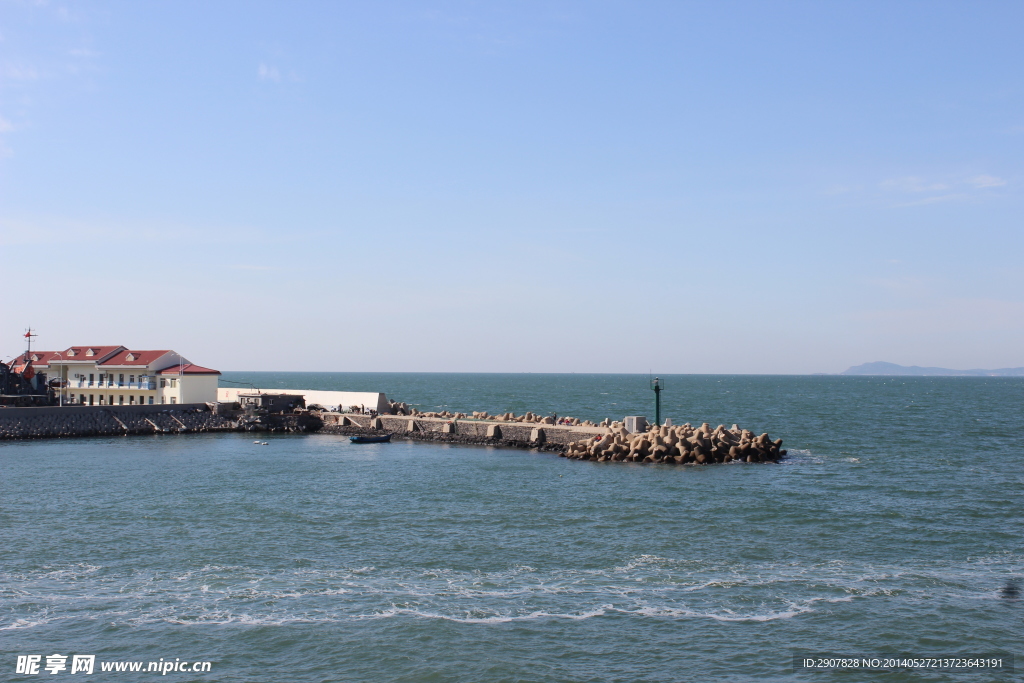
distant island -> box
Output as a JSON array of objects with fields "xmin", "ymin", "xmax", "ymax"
[{"xmin": 842, "ymin": 361, "xmax": 1024, "ymax": 377}]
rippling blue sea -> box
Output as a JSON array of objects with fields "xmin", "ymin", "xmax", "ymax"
[{"xmin": 2, "ymin": 374, "xmax": 1021, "ymax": 681}]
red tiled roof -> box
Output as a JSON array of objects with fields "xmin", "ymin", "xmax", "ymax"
[
  {"xmin": 6, "ymin": 351, "xmax": 58, "ymax": 366},
  {"xmin": 158, "ymin": 364, "xmax": 221, "ymax": 375},
  {"xmin": 100, "ymin": 350, "xmax": 173, "ymax": 367},
  {"xmin": 57, "ymin": 346, "xmax": 126, "ymax": 362}
]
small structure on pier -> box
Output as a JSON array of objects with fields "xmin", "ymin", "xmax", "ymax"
[{"xmin": 237, "ymin": 392, "xmax": 306, "ymax": 413}]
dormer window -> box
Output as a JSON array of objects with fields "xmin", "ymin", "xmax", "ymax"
[
  {"xmin": 67, "ymin": 350, "xmax": 76, "ymax": 357},
  {"xmin": 30, "ymin": 354, "xmax": 39, "ymax": 361},
  {"xmin": 126, "ymin": 353, "xmax": 136, "ymax": 361},
  {"xmin": 86, "ymin": 349, "xmax": 95, "ymax": 357}
]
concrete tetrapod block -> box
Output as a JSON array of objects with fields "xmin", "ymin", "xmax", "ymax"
[{"xmin": 624, "ymin": 416, "xmax": 648, "ymax": 434}]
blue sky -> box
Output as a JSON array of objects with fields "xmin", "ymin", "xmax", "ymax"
[{"xmin": 2, "ymin": 0, "xmax": 1022, "ymax": 373}]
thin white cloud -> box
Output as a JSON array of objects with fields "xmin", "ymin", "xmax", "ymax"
[
  {"xmin": 967, "ymin": 174, "xmax": 1006, "ymax": 189},
  {"xmin": 1, "ymin": 63, "xmax": 40, "ymax": 81},
  {"xmin": 0, "ymin": 116, "xmax": 13, "ymax": 133},
  {"xmin": 258, "ymin": 63, "xmax": 280, "ymax": 82},
  {"xmin": 880, "ymin": 176, "xmax": 948, "ymax": 193},
  {"xmin": 880, "ymin": 173, "xmax": 1009, "ymax": 207}
]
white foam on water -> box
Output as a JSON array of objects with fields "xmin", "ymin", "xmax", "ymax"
[
  {"xmin": 0, "ymin": 617, "xmax": 52, "ymax": 630},
  {"xmin": 4, "ymin": 554, "xmax": 1022, "ymax": 629},
  {"xmin": 615, "ymin": 596, "xmax": 817, "ymax": 622},
  {"xmin": 778, "ymin": 448, "xmax": 821, "ymax": 464},
  {"xmin": 37, "ymin": 564, "xmax": 102, "ymax": 580},
  {"xmin": 358, "ymin": 605, "xmax": 613, "ymax": 624}
]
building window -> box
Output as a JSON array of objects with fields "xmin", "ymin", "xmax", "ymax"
[
  {"xmin": 89, "ymin": 374, "xmax": 94, "ymax": 386},
  {"xmin": 160, "ymin": 397, "xmax": 166, "ymax": 404},
  {"xmin": 80, "ymin": 394, "xmax": 85, "ymax": 404},
  {"xmin": 129, "ymin": 396, "xmax": 135, "ymax": 405},
  {"xmin": 170, "ymin": 396, "xmax": 177, "ymax": 404},
  {"xmin": 170, "ymin": 378, "xmax": 178, "ymax": 388},
  {"xmin": 98, "ymin": 395, "xmax": 104, "ymax": 405},
  {"xmin": 130, "ymin": 375, "xmax": 135, "ymax": 384},
  {"xmin": 89, "ymin": 395, "xmax": 94, "ymax": 405},
  {"xmin": 160, "ymin": 378, "xmax": 166, "ymax": 388},
  {"xmin": 148, "ymin": 396, "xmax": 154, "ymax": 405},
  {"xmin": 119, "ymin": 396, "xmax": 124, "ymax": 405},
  {"xmin": 119, "ymin": 374, "xmax": 124, "ymax": 384}
]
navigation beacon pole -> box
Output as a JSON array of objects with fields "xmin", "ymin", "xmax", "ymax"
[{"xmin": 650, "ymin": 376, "xmax": 662, "ymax": 427}]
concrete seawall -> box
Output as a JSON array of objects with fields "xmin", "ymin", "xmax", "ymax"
[
  {"xmin": 321, "ymin": 413, "xmax": 604, "ymax": 450},
  {"xmin": 0, "ymin": 404, "xmax": 235, "ymax": 440},
  {"xmin": 0, "ymin": 404, "xmax": 594, "ymax": 450}
]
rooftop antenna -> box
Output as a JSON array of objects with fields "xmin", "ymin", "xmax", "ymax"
[{"xmin": 650, "ymin": 374, "xmax": 663, "ymax": 427}]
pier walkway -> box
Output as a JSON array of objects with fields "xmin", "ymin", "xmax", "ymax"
[{"xmin": 321, "ymin": 412, "xmax": 607, "ymax": 448}]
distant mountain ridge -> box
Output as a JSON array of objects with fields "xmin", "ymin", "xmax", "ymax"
[{"xmin": 842, "ymin": 361, "xmax": 1024, "ymax": 377}]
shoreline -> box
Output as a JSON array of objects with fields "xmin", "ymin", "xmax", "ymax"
[{"xmin": 0, "ymin": 405, "xmax": 784, "ymax": 464}]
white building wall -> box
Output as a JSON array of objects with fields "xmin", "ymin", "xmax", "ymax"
[
  {"xmin": 50, "ymin": 350, "xmax": 217, "ymax": 406},
  {"xmin": 178, "ymin": 375, "xmax": 219, "ymax": 404},
  {"xmin": 217, "ymin": 388, "xmax": 390, "ymax": 413}
]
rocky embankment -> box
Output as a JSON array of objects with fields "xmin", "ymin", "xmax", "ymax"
[
  {"xmin": 323, "ymin": 412, "xmax": 785, "ymax": 464},
  {"xmin": 409, "ymin": 409, "xmax": 604, "ymax": 427},
  {"xmin": 0, "ymin": 404, "xmax": 235, "ymax": 439},
  {"xmin": 565, "ymin": 422, "xmax": 785, "ymax": 464},
  {"xmin": 0, "ymin": 404, "xmax": 322, "ymax": 440},
  {"xmin": 0, "ymin": 403, "xmax": 785, "ymax": 466}
]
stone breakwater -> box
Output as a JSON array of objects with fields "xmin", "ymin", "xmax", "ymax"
[
  {"xmin": 0, "ymin": 404, "xmax": 235, "ymax": 439},
  {"xmin": 0, "ymin": 404, "xmax": 321, "ymax": 440},
  {"xmin": 321, "ymin": 413, "xmax": 785, "ymax": 464},
  {"xmin": 408, "ymin": 409, "xmax": 604, "ymax": 427},
  {"xmin": 565, "ymin": 421, "xmax": 785, "ymax": 464},
  {"xmin": 0, "ymin": 404, "xmax": 786, "ymax": 466},
  {"xmin": 321, "ymin": 413, "xmax": 602, "ymax": 451}
]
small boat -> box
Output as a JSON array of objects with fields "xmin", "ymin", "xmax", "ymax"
[{"xmin": 350, "ymin": 434, "xmax": 392, "ymax": 444}]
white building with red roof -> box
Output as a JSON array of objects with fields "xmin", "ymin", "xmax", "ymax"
[{"xmin": 10, "ymin": 345, "xmax": 221, "ymax": 406}]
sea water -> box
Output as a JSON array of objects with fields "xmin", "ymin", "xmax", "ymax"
[{"xmin": 1, "ymin": 375, "xmax": 1021, "ymax": 681}]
